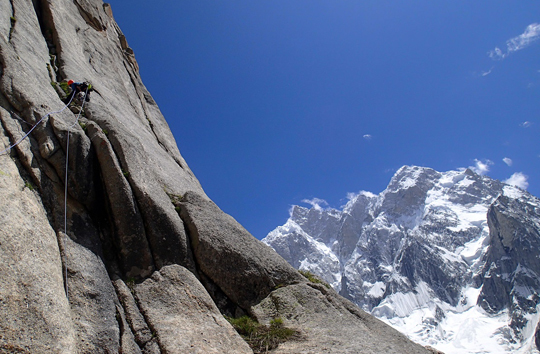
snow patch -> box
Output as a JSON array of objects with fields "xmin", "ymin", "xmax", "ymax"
[
  {"xmin": 504, "ymin": 185, "xmax": 525, "ymax": 199},
  {"xmin": 398, "ymin": 167, "xmax": 425, "ymax": 189},
  {"xmin": 367, "ymin": 281, "xmax": 386, "ymax": 298},
  {"xmin": 458, "ymin": 230, "xmax": 490, "ymax": 267},
  {"xmin": 372, "ymin": 281, "xmax": 434, "ymax": 318}
]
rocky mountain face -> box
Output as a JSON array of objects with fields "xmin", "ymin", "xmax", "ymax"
[
  {"xmin": 264, "ymin": 166, "xmax": 540, "ymax": 353},
  {"xmin": 0, "ymin": 1, "xmax": 437, "ymax": 353}
]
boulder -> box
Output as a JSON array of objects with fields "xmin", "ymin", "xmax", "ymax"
[
  {"xmin": 179, "ymin": 191, "xmax": 304, "ymax": 310},
  {"xmin": 134, "ymin": 265, "xmax": 252, "ymax": 354},
  {"xmin": 252, "ymin": 282, "xmax": 433, "ymax": 354}
]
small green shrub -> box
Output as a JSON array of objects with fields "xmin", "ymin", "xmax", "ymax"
[
  {"xmin": 9, "ymin": 17, "xmax": 16, "ymax": 38},
  {"xmin": 24, "ymin": 181, "xmax": 34, "ymax": 191},
  {"xmin": 125, "ymin": 277, "xmax": 136, "ymax": 294},
  {"xmin": 226, "ymin": 316, "xmax": 299, "ymax": 353},
  {"xmin": 270, "ymin": 317, "xmax": 283, "ymax": 326},
  {"xmin": 167, "ymin": 192, "xmax": 183, "ymax": 209},
  {"xmin": 59, "ymin": 81, "xmax": 70, "ymax": 95},
  {"xmin": 299, "ymin": 270, "xmax": 331, "ymax": 289},
  {"xmin": 227, "ymin": 316, "xmax": 259, "ymax": 336}
]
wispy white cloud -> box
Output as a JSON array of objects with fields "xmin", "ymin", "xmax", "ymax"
[
  {"xmin": 346, "ymin": 192, "xmax": 358, "ymax": 201},
  {"xmin": 520, "ymin": 121, "xmax": 533, "ymax": 128},
  {"xmin": 469, "ymin": 159, "xmax": 493, "ymax": 175},
  {"xmin": 507, "ymin": 23, "xmax": 540, "ymax": 51},
  {"xmin": 503, "ymin": 157, "xmax": 513, "ymax": 166},
  {"xmin": 346, "ymin": 191, "xmax": 376, "ymax": 202},
  {"xmin": 489, "ymin": 47, "xmax": 505, "ymax": 60},
  {"xmin": 488, "ymin": 23, "xmax": 540, "ymax": 60},
  {"xmin": 481, "ymin": 67, "xmax": 494, "ymax": 77},
  {"xmin": 363, "ymin": 134, "xmax": 372, "ymax": 140},
  {"xmin": 301, "ymin": 198, "xmax": 328, "ymax": 211},
  {"xmin": 504, "ymin": 172, "xmax": 529, "ymax": 190}
]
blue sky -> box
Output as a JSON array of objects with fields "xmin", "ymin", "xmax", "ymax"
[{"xmin": 108, "ymin": 1, "xmax": 540, "ymax": 239}]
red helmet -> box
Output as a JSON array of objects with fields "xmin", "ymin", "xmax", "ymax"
[{"xmin": 67, "ymin": 80, "xmax": 74, "ymax": 85}]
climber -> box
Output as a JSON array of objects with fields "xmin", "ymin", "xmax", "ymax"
[{"xmin": 63, "ymin": 80, "xmax": 92, "ymax": 104}]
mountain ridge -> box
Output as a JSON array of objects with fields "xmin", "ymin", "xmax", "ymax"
[{"xmin": 264, "ymin": 165, "xmax": 540, "ymax": 353}]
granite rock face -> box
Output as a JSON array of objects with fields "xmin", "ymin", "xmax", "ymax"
[
  {"xmin": 0, "ymin": 1, "xmax": 433, "ymax": 353},
  {"xmin": 252, "ymin": 282, "xmax": 431, "ymax": 354}
]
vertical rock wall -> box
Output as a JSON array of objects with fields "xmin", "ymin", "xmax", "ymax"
[
  {"xmin": 479, "ymin": 194, "xmax": 540, "ymax": 338},
  {"xmin": 0, "ymin": 1, "xmax": 435, "ymax": 353},
  {"xmin": 0, "ymin": 1, "xmax": 300, "ymax": 352}
]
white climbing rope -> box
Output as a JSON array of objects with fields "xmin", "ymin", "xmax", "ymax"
[
  {"xmin": 63, "ymin": 87, "xmax": 90, "ymax": 300},
  {"xmin": 0, "ymin": 92, "xmax": 76, "ymax": 156}
]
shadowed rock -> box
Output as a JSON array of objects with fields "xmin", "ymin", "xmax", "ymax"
[
  {"xmin": 134, "ymin": 265, "xmax": 252, "ymax": 354},
  {"xmin": 179, "ymin": 191, "xmax": 304, "ymax": 310}
]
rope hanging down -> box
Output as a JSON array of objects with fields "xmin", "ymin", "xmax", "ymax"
[
  {"xmin": 0, "ymin": 92, "xmax": 76, "ymax": 156},
  {"xmin": 0, "ymin": 85, "xmax": 89, "ymax": 300},
  {"xmin": 64, "ymin": 87, "xmax": 89, "ymax": 234},
  {"xmin": 63, "ymin": 86, "xmax": 90, "ymax": 300}
]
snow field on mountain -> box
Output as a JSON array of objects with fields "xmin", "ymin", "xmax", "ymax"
[
  {"xmin": 388, "ymin": 303, "xmax": 511, "ymax": 354},
  {"xmin": 382, "ymin": 286, "xmax": 503, "ymax": 353},
  {"xmin": 503, "ymin": 185, "xmax": 527, "ymax": 199},
  {"xmin": 381, "ymin": 286, "xmax": 540, "ymax": 354},
  {"xmin": 458, "ymin": 231, "xmax": 490, "ymax": 268},
  {"xmin": 372, "ymin": 281, "xmax": 434, "ymax": 318},
  {"xmin": 424, "ymin": 171, "xmax": 489, "ymax": 233}
]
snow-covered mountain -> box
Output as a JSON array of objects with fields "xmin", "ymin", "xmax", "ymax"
[{"xmin": 263, "ymin": 166, "xmax": 540, "ymax": 354}]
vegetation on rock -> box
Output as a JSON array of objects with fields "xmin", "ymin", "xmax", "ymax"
[
  {"xmin": 299, "ymin": 270, "xmax": 331, "ymax": 288},
  {"xmin": 58, "ymin": 81, "xmax": 70, "ymax": 95},
  {"xmin": 226, "ymin": 316, "xmax": 300, "ymax": 353}
]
